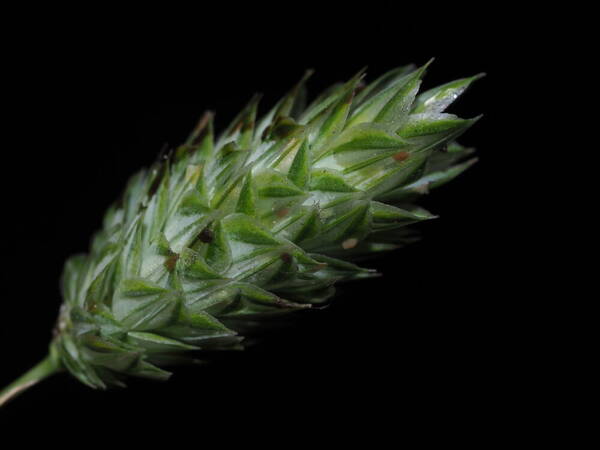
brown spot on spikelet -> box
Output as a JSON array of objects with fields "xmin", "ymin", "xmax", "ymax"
[
  {"xmin": 342, "ymin": 238, "xmax": 359, "ymax": 249},
  {"xmin": 190, "ymin": 111, "xmax": 214, "ymax": 146},
  {"xmin": 164, "ymin": 253, "xmax": 179, "ymax": 271},
  {"xmin": 413, "ymin": 183, "xmax": 430, "ymax": 195},
  {"xmin": 306, "ymin": 262, "xmax": 328, "ymax": 273},
  {"xmin": 273, "ymin": 297, "xmax": 287, "ymax": 307},
  {"xmin": 393, "ymin": 151, "xmax": 410, "ymax": 162},
  {"xmin": 242, "ymin": 119, "xmax": 255, "ymax": 133},
  {"xmin": 353, "ymin": 81, "xmax": 366, "ymax": 96},
  {"xmin": 280, "ymin": 252, "xmax": 292, "ymax": 263},
  {"xmin": 276, "ymin": 208, "xmax": 290, "ymax": 218},
  {"xmin": 198, "ymin": 228, "xmax": 214, "ymax": 243},
  {"xmin": 230, "ymin": 119, "xmax": 244, "ymax": 135}
]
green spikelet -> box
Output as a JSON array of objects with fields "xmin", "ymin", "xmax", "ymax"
[{"xmin": 1, "ymin": 64, "xmax": 483, "ymax": 400}]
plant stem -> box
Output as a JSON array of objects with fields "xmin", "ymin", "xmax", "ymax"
[{"xmin": 0, "ymin": 355, "xmax": 62, "ymax": 407}]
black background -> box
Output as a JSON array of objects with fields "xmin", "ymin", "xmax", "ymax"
[{"xmin": 0, "ymin": 5, "xmax": 536, "ymax": 439}]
